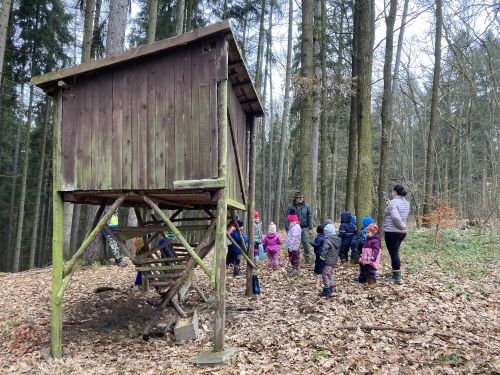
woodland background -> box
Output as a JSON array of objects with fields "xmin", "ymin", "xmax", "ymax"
[{"xmin": 0, "ymin": 0, "xmax": 499, "ymax": 273}]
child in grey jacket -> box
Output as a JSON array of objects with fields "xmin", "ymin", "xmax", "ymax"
[{"xmin": 319, "ymin": 223, "xmax": 341, "ymax": 297}]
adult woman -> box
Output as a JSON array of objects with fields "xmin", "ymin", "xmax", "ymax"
[{"xmin": 382, "ymin": 184, "xmax": 410, "ymax": 284}]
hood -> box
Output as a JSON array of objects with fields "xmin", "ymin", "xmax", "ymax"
[
  {"xmin": 326, "ymin": 234, "xmax": 341, "ymax": 248},
  {"xmin": 324, "ymin": 223, "xmax": 336, "ymax": 237},
  {"xmin": 266, "ymin": 231, "xmax": 277, "ymax": 239},
  {"xmin": 340, "ymin": 211, "xmax": 352, "ymax": 224},
  {"xmin": 351, "ymin": 214, "xmax": 357, "ymax": 226},
  {"xmin": 361, "ymin": 216, "xmax": 374, "ymax": 228}
]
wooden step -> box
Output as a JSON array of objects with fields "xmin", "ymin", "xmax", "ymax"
[
  {"xmin": 136, "ymin": 264, "xmax": 185, "ymax": 272},
  {"xmin": 135, "ymin": 256, "xmax": 189, "ymax": 265},
  {"xmin": 145, "ymin": 272, "xmax": 184, "ymax": 279}
]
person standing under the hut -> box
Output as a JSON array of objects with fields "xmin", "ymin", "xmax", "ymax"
[
  {"xmin": 227, "ymin": 220, "xmax": 248, "ymax": 277},
  {"xmin": 103, "ymin": 211, "xmax": 127, "ymax": 267},
  {"xmin": 285, "ymin": 192, "xmax": 313, "ymax": 263},
  {"xmin": 382, "ymin": 184, "xmax": 410, "ymax": 284}
]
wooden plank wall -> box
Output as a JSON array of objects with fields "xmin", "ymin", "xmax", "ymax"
[
  {"xmin": 60, "ymin": 38, "xmax": 223, "ymax": 191},
  {"xmin": 227, "ymin": 83, "xmax": 249, "ymax": 205}
]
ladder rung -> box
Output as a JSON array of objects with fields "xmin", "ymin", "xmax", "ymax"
[
  {"xmin": 135, "ymin": 256, "xmax": 189, "ymax": 265},
  {"xmin": 136, "ymin": 265, "xmax": 185, "ymax": 272}
]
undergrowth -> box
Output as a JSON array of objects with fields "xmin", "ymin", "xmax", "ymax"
[{"xmin": 400, "ymin": 229, "xmax": 500, "ymax": 280}]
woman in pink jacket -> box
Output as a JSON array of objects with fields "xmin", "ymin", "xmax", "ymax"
[{"xmin": 262, "ymin": 222, "xmax": 282, "ymax": 270}]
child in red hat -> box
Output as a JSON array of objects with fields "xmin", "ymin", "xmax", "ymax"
[
  {"xmin": 358, "ymin": 223, "xmax": 381, "ymax": 288},
  {"xmin": 253, "ymin": 211, "xmax": 264, "ymax": 261}
]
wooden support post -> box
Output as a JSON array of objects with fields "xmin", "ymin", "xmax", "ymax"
[
  {"xmin": 246, "ymin": 116, "xmax": 256, "ymax": 295},
  {"xmin": 192, "ymin": 283, "xmax": 209, "ymax": 303},
  {"xmin": 134, "ymin": 207, "xmax": 150, "ymax": 254},
  {"xmin": 229, "ymin": 208, "xmax": 248, "ymax": 255},
  {"xmin": 103, "ymin": 223, "xmax": 136, "ymax": 263},
  {"xmin": 51, "ymin": 90, "xmax": 63, "ymax": 358},
  {"xmin": 63, "ymin": 194, "xmax": 127, "ymax": 277},
  {"xmin": 143, "ymin": 196, "xmax": 213, "ymax": 280},
  {"xmin": 214, "ymin": 38, "xmax": 229, "ymax": 353}
]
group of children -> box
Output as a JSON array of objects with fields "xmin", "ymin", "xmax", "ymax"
[{"xmin": 243, "ymin": 211, "xmax": 382, "ymax": 297}]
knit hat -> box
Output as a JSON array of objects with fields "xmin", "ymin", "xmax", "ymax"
[
  {"xmin": 254, "ymin": 211, "xmax": 260, "ymax": 219},
  {"xmin": 361, "ymin": 216, "xmax": 374, "ymax": 228},
  {"xmin": 367, "ymin": 223, "xmax": 379, "ymax": 234},
  {"xmin": 268, "ymin": 222, "xmax": 277, "ymax": 233},
  {"xmin": 294, "ymin": 191, "xmax": 304, "ymax": 198},
  {"xmin": 316, "ymin": 225, "xmax": 324, "ymax": 234},
  {"xmin": 287, "ymin": 214, "xmax": 298, "ymax": 223},
  {"xmin": 324, "ymin": 223, "xmax": 335, "ymax": 236}
]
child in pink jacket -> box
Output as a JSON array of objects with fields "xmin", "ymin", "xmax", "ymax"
[
  {"xmin": 262, "ymin": 222, "xmax": 282, "ymax": 270},
  {"xmin": 358, "ymin": 223, "xmax": 381, "ymax": 288}
]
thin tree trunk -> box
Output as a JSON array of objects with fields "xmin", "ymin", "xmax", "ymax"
[
  {"xmin": 345, "ymin": 1, "xmax": 359, "ymax": 213},
  {"xmin": 329, "ymin": 124, "xmax": 338, "ymax": 220},
  {"xmin": 91, "ymin": 0, "xmax": 102, "ymax": 59},
  {"xmin": 175, "ymin": 0, "xmax": 185, "ymax": 35},
  {"xmin": 355, "ymin": 0, "xmax": 375, "ymax": 220},
  {"xmin": 148, "ymin": 0, "xmax": 158, "ymax": 43},
  {"xmin": 255, "ymin": 0, "xmax": 266, "ymax": 92},
  {"xmin": 298, "ymin": 0, "xmax": 314, "ymax": 203},
  {"xmin": 0, "ymin": 0, "xmax": 12, "ymax": 82},
  {"xmin": 12, "ymin": 85, "xmax": 35, "ymax": 272},
  {"xmin": 311, "ymin": 0, "xmax": 321, "ymax": 219},
  {"xmin": 28, "ymin": 100, "xmax": 50, "ymax": 269},
  {"xmin": 377, "ymin": 0, "xmax": 398, "ymax": 226},
  {"xmin": 81, "ymin": 0, "xmax": 95, "ymax": 62},
  {"xmin": 274, "ymin": 0, "xmax": 293, "ymax": 228},
  {"xmin": 185, "ymin": 0, "xmax": 192, "ymax": 32},
  {"xmin": 106, "ymin": 0, "xmax": 128, "ymax": 55},
  {"xmin": 266, "ymin": 3, "xmax": 274, "ymax": 222},
  {"xmin": 391, "ymin": 0, "xmax": 409, "ymax": 97},
  {"xmin": 423, "ymin": 0, "xmax": 443, "ymax": 217},
  {"xmin": 260, "ymin": 25, "xmax": 270, "ymax": 224},
  {"xmin": 319, "ymin": 0, "xmax": 329, "ymax": 221}
]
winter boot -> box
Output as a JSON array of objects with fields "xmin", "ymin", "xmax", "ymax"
[
  {"xmin": 389, "ymin": 270, "xmax": 402, "ymax": 284},
  {"xmin": 351, "ymin": 252, "xmax": 360, "ymax": 264},
  {"xmin": 233, "ymin": 265, "xmax": 241, "ymax": 277},
  {"xmin": 115, "ymin": 257, "xmax": 127, "ymax": 267},
  {"xmin": 368, "ymin": 278, "xmax": 376, "ymax": 289},
  {"xmin": 319, "ymin": 287, "xmax": 332, "ymax": 297}
]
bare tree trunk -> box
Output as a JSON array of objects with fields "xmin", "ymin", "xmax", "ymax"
[
  {"xmin": 185, "ymin": 0, "xmax": 192, "ymax": 32},
  {"xmin": 377, "ymin": 0, "xmax": 398, "ymax": 226},
  {"xmin": 260, "ymin": 24, "xmax": 270, "ymax": 224},
  {"xmin": 311, "ymin": 0, "xmax": 321, "ymax": 218},
  {"xmin": 81, "ymin": 0, "xmax": 95, "ymax": 62},
  {"xmin": 148, "ymin": 0, "xmax": 158, "ymax": 43},
  {"xmin": 12, "ymin": 85, "xmax": 35, "ymax": 272},
  {"xmin": 355, "ymin": 0, "xmax": 375, "ymax": 220},
  {"xmin": 106, "ymin": 0, "xmax": 128, "ymax": 55},
  {"xmin": 0, "ymin": 0, "xmax": 12, "ymax": 81},
  {"xmin": 255, "ymin": 0, "xmax": 266, "ymax": 91},
  {"xmin": 298, "ymin": 0, "xmax": 314, "ymax": 203},
  {"xmin": 175, "ymin": 0, "xmax": 185, "ymax": 35},
  {"xmin": 329, "ymin": 124, "xmax": 338, "ymax": 220},
  {"xmin": 423, "ymin": 0, "xmax": 443, "ymax": 217},
  {"xmin": 266, "ymin": 3, "xmax": 274, "ymax": 223},
  {"xmin": 319, "ymin": 0, "xmax": 329, "ymax": 221},
  {"xmin": 91, "ymin": 0, "xmax": 102, "ymax": 59},
  {"xmin": 28, "ymin": 100, "xmax": 50, "ymax": 269},
  {"xmin": 274, "ymin": 0, "xmax": 293, "ymax": 228}
]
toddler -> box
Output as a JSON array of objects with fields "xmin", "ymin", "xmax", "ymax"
[{"xmin": 262, "ymin": 222, "xmax": 282, "ymax": 270}]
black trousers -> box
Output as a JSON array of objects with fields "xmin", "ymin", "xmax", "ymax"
[{"xmin": 384, "ymin": 232, "xmax": 406, "ymax": 270}]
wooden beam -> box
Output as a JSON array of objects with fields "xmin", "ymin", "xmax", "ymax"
[
  {"xmin": 228, "ymin": 59, "xmax": 243, "ymax": 69},
  {"xmin": 63, "ymin": 194, "xmax": 128, "ymax": 276},
  {"xmin": 245, "ymin": 116, "xmax": 256, "ymax": 295},
  {"xmin": 226, "ymin": 233, "xmax": 256, "ymax": 269},
  {"xmin": 136, "ymin": 264, "xmax": 185, "ymax": 272},
  {"xmin": 227, "ymin": 198, "xmax": 245, "ymax": 211},
  {"xmin": 143, "ymin": 196, "xmax": 213, "ymax": 280},
  {"xmin": 103, "ymin": 223, "xmax": 137, "ymax": 264},
  {"xmin": 174, "ymin": 177, "xmax": 225, "ymax": 190},
  {"xmin": 227, "ymin": 111, "xmax": 248, "ymax": 205}
]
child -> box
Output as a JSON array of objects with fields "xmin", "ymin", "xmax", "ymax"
[
  {"xmin": 338, "ymin": 211, "xmax": 356, "ymax": 264},
  {"xmin": 319, "ymin": 223, "xmax": 341, "ymax": 296},
  {"xmin": 227, "ymin": 220, "xmax": 248, "ymax": 276},
  {"xmin": 355, "ymin": 216, "xmax": 374, "ymax": 263},
  {"xmin": 253, "ymin": 211, "xmax": 264, "ymax": 261},
  {"xmin": 310, "ymin": 225, "xmax": 325, "ymax": 275},
  {"xmin": 262, "ymin": 222, "xmax": 282, "ymax": 270},
  {"xmin": 285, "ymin": 214, "xmax": 302, "ymax": 277},
  {"xmin": 358, "ymin": 223, "xmax": 381, "ymax": 288},
  {"xmin": 350, "ymin": 214, "xmax": 358, "ymax": 264}
]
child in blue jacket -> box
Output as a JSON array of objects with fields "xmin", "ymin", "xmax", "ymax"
[
  {"xmin": 310, "ymin": 225, "xmax": 325, "ymax": 275},
  {"xmin": 226, "ymin": 220, "xmax": 248, "ymax": 276},
  {"xmin": 338, "ymin": 211, "xmax": 356, "ymax": 263}
]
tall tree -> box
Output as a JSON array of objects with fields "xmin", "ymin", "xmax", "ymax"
[
  {"xmin": 377, "ymin": 0, "xmax": 398, "ymax": 225},
  {"xmin": 298, "ymin": 0, "xmax": 314, "ymax": 203},
  {"xmin": 355, "ymin": 0, "xmax": 375, "ymax": 220},
  {"xmin": 274, "ymin": 0, "xmax": 293, "ymax": 227},
  {"xmin": 81, "ymin": 0, "xmax": 95, "ymax": 62},
  {"xmin": 106, "ymin": 0, "xmax": 128, "ymax": 55},
  {"xmin": 148, "ymin": 0, "xmax": 158, "ymax": 43},
  {"xmin": 423, "ymin": 0, "xmax": 443, "ymax": 217},
  {"xmin": 175, "ymin": 0, "xmax": 185, "ymax": 35}
]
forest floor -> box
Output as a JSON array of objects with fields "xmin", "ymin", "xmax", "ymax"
[{"xmin": 1, "ymin": 229, "xmax": 499, "ymax": 374}]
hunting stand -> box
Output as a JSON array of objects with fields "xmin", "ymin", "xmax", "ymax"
[{"xmin": 31, "ymin": 20, "xmax": 263, "ymax": 361}]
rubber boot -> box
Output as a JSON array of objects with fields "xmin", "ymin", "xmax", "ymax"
[
  {"xmin": 368, "ymin": 278, "xmax": 376, "ymax": 289},
  {"xmin": 389, "ymin": 270, "xmax": 402, "ymax": 284},
  {"xmin": 320, "ymin": 287, "xmax": 332, "ymax": 297}
]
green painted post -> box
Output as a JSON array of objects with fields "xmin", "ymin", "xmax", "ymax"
[{"xmin": 51, "ymin": 90, "xmax": 63, "ymax": 358}]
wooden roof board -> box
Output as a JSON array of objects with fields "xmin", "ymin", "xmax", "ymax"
[{"xmin": 31, "ymin": 19, "xmax": 264, "ymax": 117}]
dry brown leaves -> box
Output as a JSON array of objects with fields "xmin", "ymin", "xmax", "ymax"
[{"xmin": 0, "ymin": 252, "xmax": 498, "ymax": 374}]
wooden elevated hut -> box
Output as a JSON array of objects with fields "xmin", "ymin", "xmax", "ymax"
[{"xmin": 31, "ymin": 19, "xmax": 263, "ymax": 360}]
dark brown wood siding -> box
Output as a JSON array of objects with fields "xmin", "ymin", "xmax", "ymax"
[{"xmin": 60, "ymin": 38, "xmax": 222, "ymax": 191}]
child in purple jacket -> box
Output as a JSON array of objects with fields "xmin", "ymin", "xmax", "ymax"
[
  {"xmin": 358, "ymin": 223, "xmax": 381, "ymax": 288},
  {"xmin": 262, "ymin": 222, "xmax": 282, "ymax": 270}
]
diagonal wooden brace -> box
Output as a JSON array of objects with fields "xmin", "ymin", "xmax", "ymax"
[
  {"xmin": 143, "ymin": 196, "xmax": 213, "ymax": 280},
  {"xmin": 226, "ymin": 233, "xmax": 256, "ymax": 269},
  {"xmin": 63, "ymin": 194, "xmax": 128, "ymax": 277},
  {"xmin": 103, "ymin": 223, "xmax": 137, "ymax": 264}
]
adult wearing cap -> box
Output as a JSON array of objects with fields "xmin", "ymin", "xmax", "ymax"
[{"xmin": 285, "ymin": 191, "xmax": 313, "ymax": 263}]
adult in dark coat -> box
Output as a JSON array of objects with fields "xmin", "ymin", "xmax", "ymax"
[{"xmin": 285, "ymin": 191, "xmax": 313, "ymax": 263}]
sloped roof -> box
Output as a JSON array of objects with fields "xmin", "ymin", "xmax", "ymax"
[{"xmin": 31, "ymin": 19, "xmax": 263, "ymax": 116}]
